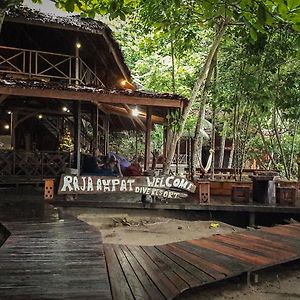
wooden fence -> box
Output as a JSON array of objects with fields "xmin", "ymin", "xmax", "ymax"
[{"xmin": 0, "ymin": 150, "xmax": 71, "ymax": 180}]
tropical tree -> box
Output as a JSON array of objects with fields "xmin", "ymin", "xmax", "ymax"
[{"xmin": 3, "ymin": 0, "xmax": 300, "ymax": 174}]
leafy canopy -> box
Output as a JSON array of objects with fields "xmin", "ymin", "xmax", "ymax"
[{"xmin": 27, "ymin": 0, "xmax": 300, "ymax": 35}]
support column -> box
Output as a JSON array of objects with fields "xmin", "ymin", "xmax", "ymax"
[
  {"xmin": 74, "ymin": 101, "xmax": 81, "ymax": 175},
  {"xmin": 104, "ymin": 114, "xmax": 109, "ymax": 155},
  {"xmin": 91, "ymin": 105, "xmax": 98, "ymax": 152},
  {"xmin": 144, "ymin": 107, "xmax": 152, "ymax": 171},
  {"xmin": 96, "ymin": 106, "xmax": 99, "ymax": 150},
  {"xmin": 176, "ymin": 138, "xmax": 180, "ymax": 174},
  {"xmin": 11, "ymin": 112, "xmax": 17, "ymax": 149}
]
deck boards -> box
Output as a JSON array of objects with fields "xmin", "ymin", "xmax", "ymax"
[
  {"xmin": 1, "ymin": 214, "xmax": 300, "ymax": 300},
  {"xmin": 0, "ymin": 218, "xmax": 112, "ymax": 300},
  {"xmin": 104, "ymin": 223, "xmax": 300, "ymax": 300}
]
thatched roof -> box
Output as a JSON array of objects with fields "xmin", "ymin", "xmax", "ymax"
[
  {"xmin": 0, "ymin": 78, "xmax": 186, "ymax": 102},
  {"xmin": 3, "ymin": 6, "xmax": 131, "ymax": 88},
  {"xmin": 6, "ymin": 6, "xmax": 108, "ymax": 35}
]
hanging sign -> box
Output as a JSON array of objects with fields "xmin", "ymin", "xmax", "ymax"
[{"xmin": 58, "ymin": 175, "xmax": 196, "ymax": 199}]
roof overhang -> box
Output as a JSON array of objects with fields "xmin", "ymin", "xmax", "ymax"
[{"xmin": 0, "ymin": 84, "xmax": 183, "ymax": 109}]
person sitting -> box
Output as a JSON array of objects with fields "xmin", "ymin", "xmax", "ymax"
[
  {"xmin": 98, "ymin": 155, "xmax": 123, "ymax": 177},
  {"xmin": 81, "ymin": 149, "xmax": 102, "ymax": 174},
  {"xmin": 123, "ymin": 157, "xmax": 143, "ymax": 176}
]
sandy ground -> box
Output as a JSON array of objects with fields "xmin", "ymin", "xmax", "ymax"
[
  {"xmin": 65, "ymin": 207, "xmax": 300, "ymax": 299},
  {"xmin": 65, "ymin": 207, "xmax": 242, "ymax": 245}
]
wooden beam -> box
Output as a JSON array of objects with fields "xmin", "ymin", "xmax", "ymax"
[
  {"xmin": 6, "ymin": 106, "xmax": 73, "ymax": 117},
  {"xmin": 144, "ymin": 107, "xmax": 152, "ymax": 171},
  {"xmin": 0, "ymin": 85, "xmax": 182, "ymax": 108},
  {"xmin": 102, "ymin": 32, "xmax": 131, "ymax": 84}
]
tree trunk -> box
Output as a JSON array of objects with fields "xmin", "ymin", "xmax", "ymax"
[
  {"xmin": 238, "ymin": 106, "xmax": 253, "ymax": 180},
  {"xmin": 191, "ymin": 50, "xmax": 217, "ymax": 175},
  {"xmin": 273, "ymin": 107, "xmax": 288, "ymax": 178},
  {"xmin": 210, "ymin": 105, "xmax": 216, "ymax": 179},
  {"xmin": 228, "ymin": 104, "xmax": 237, "ymax": 169},
  {"xmin": 163, "ymin": 20, "xmax": 227, "ymax": 173},
  {"xmin": 228, "ymin": 141, "xmax": 235, "ymax": 168},
  {"xmin": 192, "ymin": 102, "xmax": 206, "ymax": 171},
  {"xmin": 218, "ymin": 121, "xmax": 227, "ymax": 168},
  {"xmin": 288, "ymin": 121, "xmax": 298, "ymax": 178},
  {"xmin": 255, "ymin": 114, "xmax": 277, "ymax": 168}
]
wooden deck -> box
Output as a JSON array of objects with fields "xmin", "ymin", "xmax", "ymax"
[
  {"xmin": 104, "ymin": 223, "xmax": 300, "ymax": 300},
  {"xmin": 1, "ymin": 210, "xmax": 300, "ymax": 300},
  {"xmin": 0, "ymin": 217, "xmax": 112, "ymax": 300}
]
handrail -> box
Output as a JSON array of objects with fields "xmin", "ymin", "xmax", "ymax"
[
  {"xmin": 0, "ymin": 45, "xmax": 105, "ymax": 87},
  {"xmin": 0, "ymin": 45, "xmax": 75, "ymax": 58}
]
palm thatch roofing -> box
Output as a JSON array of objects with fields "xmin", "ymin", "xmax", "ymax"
[{"xmin": 0, "ymin": 7, "xmax": 187, "ymax": 131}]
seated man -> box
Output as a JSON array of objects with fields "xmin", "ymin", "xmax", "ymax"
[
  {"xmin": 81, "ymin": 149, "xmax": 102, "ymax": 174},
  {"xmin": 98, "ymin": 155, "xmax": 123, "ymax": 177}
]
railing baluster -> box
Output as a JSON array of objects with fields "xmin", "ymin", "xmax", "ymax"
[
  {"xmin": 35, "ymin": 51, "xmax": 38, "ymax": 75},
  {"xmin": 23, "ymin": 50, "xmax": 25, "ymax": 73},
  {"xmin": 69, "ymin": 57, "xmax": 72, "ymax": 84},
  {"xmin": 29, "ymin": 50, "xmax": 32, "ymax": 77}
]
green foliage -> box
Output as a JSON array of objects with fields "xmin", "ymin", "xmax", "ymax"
[
  {"xmin": 109, "ymin": 131, "xmax": 144, "ymax": 160},
  {"xmin": 0, "ymin": 0, "xmax": 23, "ymax": 9},
  {"xmin": 151, "ymin": 124, "xmax": 163, "ymax": 153}
]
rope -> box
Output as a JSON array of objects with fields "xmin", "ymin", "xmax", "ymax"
[{"xmin": 198, "ymin": 149, "xmax": 214, "ymax": 173}]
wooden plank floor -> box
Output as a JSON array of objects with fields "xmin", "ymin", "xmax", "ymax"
[
  {"xmin": 0, "ymin": 217, "xmax": 112, "ymax": 300},
  {"xmin": 104, "ymin": 223, "xmax": 300, "ymax": 300}
]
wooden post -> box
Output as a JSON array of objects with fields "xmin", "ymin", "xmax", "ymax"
[
  {"xmin": 74, "ymin": 101, "xmax": 81, "ymax": 175},
  {"xmin": 163, "ymin": 126, "xmax": 167, "ymax": 162},
  {"xmin": 75, "ymin": 42, "xmax": 80, "ymax": 85},
  {"xmin": 135, "ymin": 130, "xmax": 138, "ymax": 158},
  {"xmin": 90, "ymin": 106, "xmax": 98, "ymax": 152},
  {"xmin": 144, "ymin": 107, "xmax": 152, "ymax": 171},
  {"xmin": 176, "ymin": 138, "xmax": 180, "ymax": 174},
  {"xmin": 96, "ymin": 106, "xmax": 99, "ymax": 150},
  {"xmin": 11, "ymin": 112, "xmax": 17, "ymax": 149},
  {"xmin": 104, "ymin": 114, "xmax": 109, "ymax": 155}
]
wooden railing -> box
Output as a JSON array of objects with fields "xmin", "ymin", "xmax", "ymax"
[
  {"xmin": 0, "ymin": 150, "xmax": 72, "ymax": 180},
  {"xmin": 0, "ymin": 45, "xmax": 104, "ymax": 87}
]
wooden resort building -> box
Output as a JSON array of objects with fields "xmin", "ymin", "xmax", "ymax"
[{"xmin": 0, "ymin": 7, "xmax": 186, "ymax": 185}]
